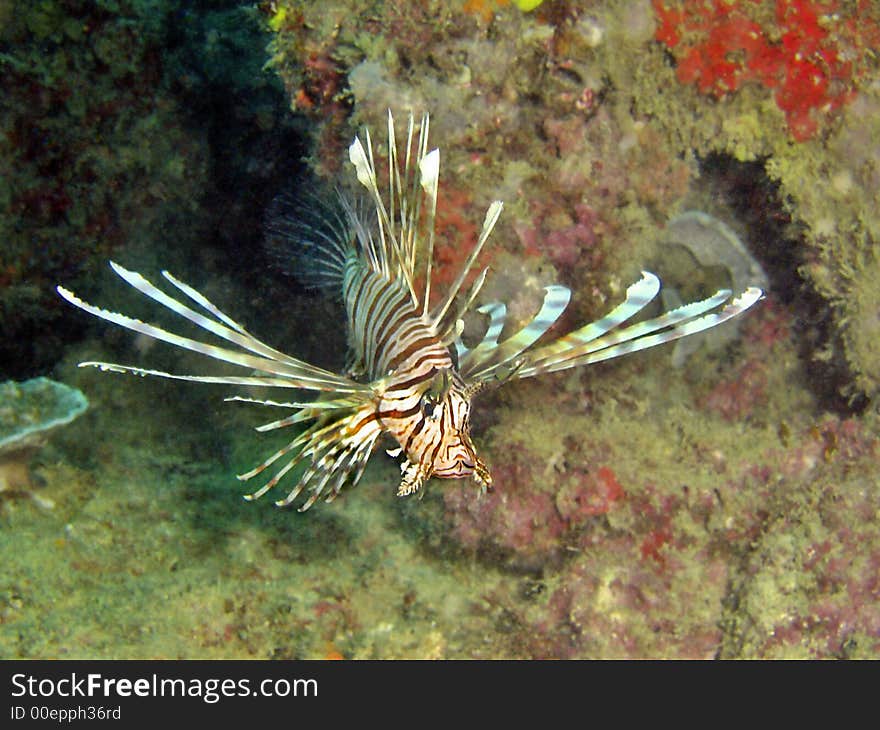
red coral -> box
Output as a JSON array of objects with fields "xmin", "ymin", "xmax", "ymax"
[
  {"xmin": 652, "ymin": 0, "xmax": 880, "ymax": 140},
  {"xmin": 631, "ymin": 488, "xmax": 682, "ymax": 568},
  {"xmin": 556, "ymin": 465, "xmax": 625, "ymax": 523},
  {"xmin": 297, "ymin": 52, "xmax": 345, "ymax": 113},
  {"xmin": 431, "ymin": 187, "xmax": 484, "ymax": 295}
]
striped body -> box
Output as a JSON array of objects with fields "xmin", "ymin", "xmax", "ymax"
[
  {"xmin": 57, "ymin": 111, "xmax": 762, "ymax": 511},
  {"xmin": 342, "ymin": 257, "xmax": 450, "ymax": 380},
  {"xmin": 342, "ymin": 245, "xmax": 488, "ymax": 494}
]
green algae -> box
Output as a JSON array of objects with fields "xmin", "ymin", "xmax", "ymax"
[{"xmin": 0, "ymin": 386, "xmax": 516, "ymax": 658}]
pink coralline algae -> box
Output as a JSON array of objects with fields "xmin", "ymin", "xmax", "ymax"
[
  {"xmin": 698, "ymin": 297, "xmax": 790, "ymax": 421},
  {"xmin": 534, "ymin": 544, "xmax": 730, "ymax": 658},
  {"xmin": 725, "ymin": 416, "xmax": 880, "ymax": 657},
  {"xmin": 431, "ymin": 187, "xmax": 485, "ymax": 293},
  {"xmin": 443, "ymin": 441, "xmax": 625, "ymax": 569},
  {"xmin": 514, "ymin": 200, "xmax": 603, "ymax": 274},
  {"xmin": 484, "ymin": 414, "xmax": 878, "ymax": 658},
  {"xmin": 652, "ymin": 0, "xmax": 880, "ymax": 141},
  {"xmin": 701, "ymin": 358, "xmax": 768, "ymax": 421},
  {"xmin": 556, "ymin": 466, "xmax": 625, "ymax": 523},
  {"xmin": 442, "ymin": 444, "xmax": 566, "ymax": 566}
]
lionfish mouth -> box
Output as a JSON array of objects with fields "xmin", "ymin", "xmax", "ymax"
[
  {"xmin": 57, "ymin": 110, "xmax": 762, "ymax": 511},
  {"xmin": 435, "ymin": 460, "xmax": 475, "ymax": 477}
]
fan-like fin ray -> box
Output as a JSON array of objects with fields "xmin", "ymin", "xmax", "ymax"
[
  {"xmin": 513, "ymin": 287, "xmax": 764, "ymax": 378},
  {"xmin": 455, "ymin": 300, "xmax": 507, "ymax": 362},
  {"xmin": 57, "ymin": 266, "xmax": 369, "ymax": 395},
  {"xmin": 108, "ymin": 262, "xmax": 338, "ymax": 376},
  {"xmin": 72, "ymin": 362, "xmax": 365, "ymax": 393},
  {"xmin": 462, "ymin": 284, "xmax": 571, "ymax": 379}
]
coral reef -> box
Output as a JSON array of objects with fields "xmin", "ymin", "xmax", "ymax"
[
  {"xmin": 252, "ymin": 0, "xmax": 880, "ymax": 658},
  {"xmin": 264, "ymin": 0, "xmax": 697, "ymax": 332},
  {"xmin": 0, "ymin": 0, "xmax": 302, "ymax": 381},
  {"xmin": 2, "ymin": 0, "xmax": 878, "ymax": 660},
  {"xmin": 629, "ymin": 0, "xmax": 880, "ymax": 400}
]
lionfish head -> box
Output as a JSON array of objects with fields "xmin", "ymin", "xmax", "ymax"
[
  {"xmin": 395, "ymin": 369, "xmax": 492, "ymax": 496},
  {"xmin": 426, "ymin": 387, "xmax": 488, "ymax": 482}
]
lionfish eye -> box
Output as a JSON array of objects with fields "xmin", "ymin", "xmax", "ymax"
[{"xmin": 421, "ymin": 393, "xmax": 442, "ymax": 420}]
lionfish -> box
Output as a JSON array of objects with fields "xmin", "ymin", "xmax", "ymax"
[{"xmin": 58, "ymin": 112, "xmax": 762, "ymax": 511}]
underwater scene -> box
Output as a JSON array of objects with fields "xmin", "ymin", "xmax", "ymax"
[{"xmin": 1, "ymin": 0, "xmax": 878, "ymax": 659}]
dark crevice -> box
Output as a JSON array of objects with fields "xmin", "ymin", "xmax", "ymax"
[{"xmin": 697, "ymin": 153, "xmax": 858, "ymax": 416}]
